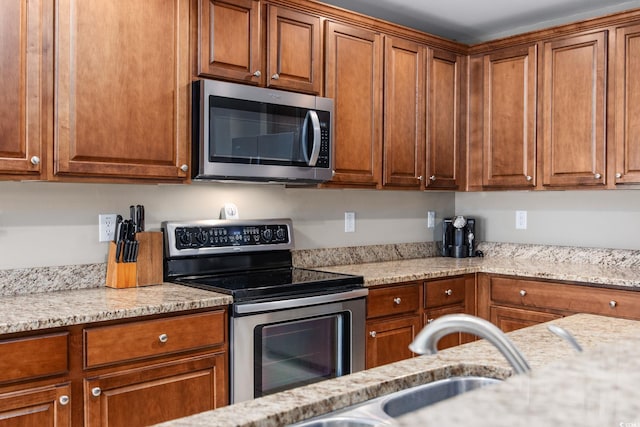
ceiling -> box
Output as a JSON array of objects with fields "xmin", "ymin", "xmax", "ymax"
[{"xmin": 318, "ymin": 0, "xmax": 640, "ymax": 44}]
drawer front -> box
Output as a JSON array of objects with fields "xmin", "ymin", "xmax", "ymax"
[
  {"xmin": 85, "ymin": 310, "xmax": 226, "ymax": 368},
  {"xmin": 367, "ymin": 283, "xmax": 421, "ymax": 319},
  {"xmin": 0, "ymin": 333, "xmax": 68, "ymax": 383},
  {"xmin": 491, "ymin": 276, "xmax": 640, "ymax": 319},
  {"xmin": 425, "ymin": 277, "xmax": 466, "ymax": 308}
]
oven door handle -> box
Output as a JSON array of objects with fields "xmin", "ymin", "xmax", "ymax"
[{"xmin": 234, "ymin": 288, "xmax": 369, "ymax": 315}]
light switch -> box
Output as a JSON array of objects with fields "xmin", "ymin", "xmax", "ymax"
[
  {"xmin": 515, "ymin": 210, "xmax": 527, "ymax": 229},
  {"xmin": 345, "ymin": 212, "xmax": 355, "ymax": 233}
]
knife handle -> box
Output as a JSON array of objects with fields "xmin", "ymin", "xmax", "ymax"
[{"xmin": 115, "ymin": 240, "xmax": 123, "ymax": 263}]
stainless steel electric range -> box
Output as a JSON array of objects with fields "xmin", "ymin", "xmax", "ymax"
[{"xmin": 162, "ymin": 218, "xmax": 367, "ymax": 404}]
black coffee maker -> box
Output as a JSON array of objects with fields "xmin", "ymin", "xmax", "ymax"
[{"xmin": 441, "ymin": 216, "xmax": 476, "ymax": 258}]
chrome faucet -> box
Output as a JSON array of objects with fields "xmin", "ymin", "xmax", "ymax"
[{"xmin": 409, "ymin": 314, "xmax": 531, "ymax": 375}]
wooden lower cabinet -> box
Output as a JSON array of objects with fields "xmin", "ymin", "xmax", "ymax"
[
  {"xmin": 366, "ymin": 316, "xmax": 421, "ymax": 369},
  {"xmin": 425, "ymin": 305, "xmax": 469, "ymax": 350},
  {"xmin": 0, "ymin": 383, "xmax": 71, "ymax": 427},
  {"xmin": 490, "ymin": 305, "xmax": 561, "ymax": 333},
  {"xmin": 84, "ymin": 353, "xmax": 226, "ymax": 427}
]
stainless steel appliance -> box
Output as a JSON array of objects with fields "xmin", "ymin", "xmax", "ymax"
[
  {"xmin": 162, "ymin": 219, "xmax": 366, "ymax": 404},
  {"xmin": 192, "ymin": 79, "xmax": 334, "ymax": 183},
  {"xmin": 441, "ymin": 216, "xmax": 477, "ymax": 258}
]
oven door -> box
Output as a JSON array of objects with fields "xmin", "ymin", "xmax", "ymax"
[{"xmin": 230, "ymin": 292, "xmax": 366, "ymax": 403}]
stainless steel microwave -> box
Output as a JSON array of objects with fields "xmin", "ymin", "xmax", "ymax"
[{"xmin": 192, "ymin": 79, "xmax": 334, "ymax": 183}]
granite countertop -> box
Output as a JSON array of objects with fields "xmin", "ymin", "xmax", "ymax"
[
  {"xmin": 156, "ymin": 313, "xmax": 640, "ymax": 426},
  {"xmin": 320, "ymin": 257, "xmax": 640, "ymax": 289},
  {"xmin": 0, "ymin": 283, "xmax": 232, "ymax": 335}
]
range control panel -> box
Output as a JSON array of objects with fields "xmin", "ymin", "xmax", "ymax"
[
  {"xmin": 175, "ymin": 224, "xmax": 289, "ymax": 249},
  {"xmin": 163, "ymin": 219, "xmax": 294, "ymax": 257}
]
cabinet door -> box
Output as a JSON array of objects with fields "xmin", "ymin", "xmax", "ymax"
[
  {"xmin": 382, "ymin": 36, "xmax": 425, "ymax": 189},
  {"xmin": 55, "ymin": 0, "xmax": 190, "ymax": 181},
  {"xmin": 425, "ymin": 48, "xmax": 460, "ymax": 190},
  {"xmin": 491, "ymin": 306, "xmax": 561, "ymax": 333},
  {"xmin": 366, "ymin": 316, "xmax": 421, "ymax": 369},
  {"xmin": 199, "ymin": 0, "xmax": 261, "ymax": 84},
  {"xmin": 84, "ymin": 353, "xmax": 226, "ymax": 427},
  {"xmin": 542, "ymin": 32, "xmax": 607, "ymax": 187},
  {"xmin": 0, "ymin": 383, "xmax": 71, "ymax": 427},
  {"xmin": 0, "ymin": 0, "xmax": 50, "ymax": 178},
  {"xmin": 324, "ymin": 22, "xmax": 382, "ymax": 187},
  {"xmin": 614, "ymin": 24, "xmax": 640, "ymax": 184},
  {"xmin": 424, "ymin": 305, "xmax": 467, "ymax": 350},
  {"xmin": 483, "ymin": 45, "xmax": 537, "ymax": 188},
  {"xmin": 267, "ymin": 5, "xmax": 321, "ymax": 94}
]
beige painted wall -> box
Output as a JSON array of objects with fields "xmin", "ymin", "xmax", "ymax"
[
  {"xmin": 0, "ymin": 182, "xmax": 454, "ymax": 269},
  {"xmin": 456, "ymin": 190, "xmax": 640, "ymax": 250}
]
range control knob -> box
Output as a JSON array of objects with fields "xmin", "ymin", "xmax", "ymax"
[
  {"xmin": 179, "ymin": 231, "xmax": 191, "ymax": 246},
  {"xmin": 262, "ymin": 228, "xmax": 273, "ymax": 242},
  {"xmin": 276, "ymin": 228, "xmax": 285, "ymax": 240},
  {"xmin": 195, "ymin": 230, "xmax": 209, "ymax": 245}
]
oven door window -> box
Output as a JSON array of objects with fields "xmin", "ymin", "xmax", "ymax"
[
  {"xmin": 209, "ymin": 96, "xmax": 318, "ymax": 167},
  {"xmin": 254, "ymin": 313, "xmax": 349, "ymax": 398}
]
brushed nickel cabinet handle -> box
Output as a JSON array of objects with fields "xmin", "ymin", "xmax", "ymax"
[
  {"xmin": 444, "ymin": 289, "xmax": 453, "ymax": 296},
  {"xmin": 609, "ymin": 300, "xmax": 617, "ymax": 308},
  {"xmin": 616, "ymin": 173, "xmax": 622, "ymax": 179},
  {"xmin": 30, "ymin": 156, "xmax": 40, "ymax": 165},
  {"xmin": 159, "ymin": 333, "xmax": 168, "ymax": 343},
  {"xmin": 594, "ymin": 173, "xmax": 602, "ymax": 179},
  {"xmin": 180, "ymin": 164, "xmax": 188, "ymax": 172},
  {"xmin": 526, "ymin": 175, "xmax": 532, "ymax": 181},
  {"xmin": 429, "ymin": 175, "xmax": 436, "ymax": 181},
  {"xmin": 91, "ymin": 387, "xmax": 101, "ymax": 397},
  {"xmin": 59, "ymin": 395, "xmax": 70, "ymax": 405},
  {"xmin": 253, "ymin": 70, "xmax": 261, "ymax": 77},
  {"xmin": 369, "ymin": 331, "xmax": 377, "ymax": 338},
  {"xmin": 271, "ymin": 73, "xmax": 280, "ymax": 80},
  {"xmin": 393, "ymin": 297, "xmax": 401, "ymax": 305},
  {"xmin": 519, "ymin": 289, "xmax": 527, "ymax": 297}
]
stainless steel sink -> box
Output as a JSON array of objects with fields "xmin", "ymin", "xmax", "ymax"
[{"xmin": 290, "ymin": 376, "xmax": 502, "ymax": 426}]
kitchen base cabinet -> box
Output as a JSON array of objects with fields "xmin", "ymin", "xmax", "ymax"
[
  {"xmin": 366, "ymin": 316, "xmax": 421, "ymax": 368},
  {"xmin": 490, "ymin": 305, "xmax": 561, "ymax": 333},
  {"xmin": 84, "ymin": 353, "xmax": 226, "ymax": 427},
  {"xmin": 0, "ymin": 384, "xmax": 71, "ymax": 427},
  {"xmin": 425, "ymin": 275, "xmax": 476, "ymax": 349}
]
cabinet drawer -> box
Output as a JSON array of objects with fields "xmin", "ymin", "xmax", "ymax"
[
  {"xmin": 85, "ymin": 311, "xmax": 226, "ymax": 368},
  {"xmin": 367, "ymin": 283, "xmax": 421, "ymax": 319},
  {"xmin": 425, "ymin": 277, "xmax": 466, "ymax": 308},
  {"xmin": 0, "ymin": 333, "xmax": 68, "ymax": 383},
  {"xmin": 491, "ymin": 276, "xmax": 640, "ymax": 319}
]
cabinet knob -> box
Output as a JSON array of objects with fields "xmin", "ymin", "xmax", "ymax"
[
  {"xmin": 609, "ymin": 300, "xmax": 617, "ymax": 308},
  {"xmin": 369, "ymin": 331, "xmax": 377, "ymax": 338},
  {"xmin": 30, "ymin": 156, "xmax": 40, "ymax": 165},
  {"xmin": 519, "ymin": 289, "xmax": 527, "ymax": 297},
  {"xmin": 59, "ymin": 395, "xmax": 70, "ymax": 406},
  {"xmin": 271, "ymin": 73, "xmax": 280, "ymax": 80},
  {"xmin": 526, "ymin": 175, "xmax": 532, "ymax": 181},
  {"xmin": 393, "ymin": 297, "xmax": 401, "ymax": 305},
  {"xmin": 91, "ymin": 387, "xmax": 102, "ymax": 397},
  {"xmin": 427, "ymin": 318, "xmax": 434, "ymax": 324},
  {"xmin": 418, "ymin": 175, "xmax": 424, "ymax": 182},
  {"xmin": 159, "ymin": 333, "xmax": 168, "ymax": 343},
  {"xmin": 253, "ymin": 70, "xmax": 261, "ymax": 77},
  {"xmin": 180, "ymin": 164, "xmax": 188, "ymax": 172},
  {"xmin": 429, "ymin": 175, "xmax": 436, "ymax": 181},
  {"xmin": 444, "ymin": 289, "xmax": 453, "ymax": 296},
  {"xmin": 616, "ymin": 172, "xmax": 622, "ymax": 179},
  {"xmin": 594, "ymin": 173, "xmax": 602, "ymax": 179}
]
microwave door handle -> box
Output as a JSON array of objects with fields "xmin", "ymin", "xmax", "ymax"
[{"xmin": 302, "ymin": 110, "xmax": 321, "ymax": 166}]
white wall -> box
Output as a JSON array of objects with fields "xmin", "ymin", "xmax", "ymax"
[
  {"xmin": 0, "ymin": 182, "xmax": 454, "ymax": 269},
  {"xmin": 456, "ymin": 190, "xmax": 640, "ymax": 250}
]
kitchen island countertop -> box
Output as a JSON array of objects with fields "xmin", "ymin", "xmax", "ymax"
[{"xmin": 155, "ymin": 313, "xmax": 640, "ymax": 426}]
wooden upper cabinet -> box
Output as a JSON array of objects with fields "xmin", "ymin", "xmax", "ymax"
[
  {"xmin": 382, "ymin": 36, "xmax": 425, "ymax": 189},
  {"xmin": 324, "ymin": 22, "xmax": 382, "ymax": 188},
  {"xmin": 0, "ymin": 0, "xmax": 50, "ymax": 178},
  {"xmin": 199, "ymin": 0, "xmax": 261, "ymax": 85},
  {"xmin": 541, "ymin": 31, "xmax": 607, "ymax": 187},
  {"xmin": 267, "ymin": 5, "xmax": 321, "ymax": 94},
  {"xmin": 614, "ymin": 23, "xmax": 640, "ymax": 185},
  {"xmin": 482, "ymin": 45, "xmax": 537, "ymax": 188},
  {"xmin": 425, "ymin": 48, "xmax": 461, "ymax": 190},
  {"xmin": 54, "ymin": 0, "xmax": 190, "ymax": 181}
]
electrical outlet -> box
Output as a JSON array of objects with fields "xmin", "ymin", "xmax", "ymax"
[
  {"xmin": 515, "ymin": 210, "xmax": 527, "ymax": 230},
  {"xmin": 427, "ymin": 211, "xmax": 435, "ymax": 228},
  {"xmin": 99, "ymin": 214, "xmax": 118, "ymax": 242},
  {"xmin": 344, "ymin": 212, "xmax": 355, "ymax": 233}
]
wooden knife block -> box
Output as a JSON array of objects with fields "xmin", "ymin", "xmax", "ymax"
[{"xmin": 106, "ymin": 231, "xmax": 164, "ymax": 289}]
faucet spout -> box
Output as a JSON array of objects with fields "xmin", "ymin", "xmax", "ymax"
[{"xmin": 409, "ymin": 314, "xmax": 531, "ymax": 375}]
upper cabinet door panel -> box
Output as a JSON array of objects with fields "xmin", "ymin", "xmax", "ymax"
[
  {"xmin": 267, "ymin": 6, "xmax": 321, "ymax": 94},
  {"xmin": 55, "ymin": 0, "xmax": 190, "ymax": 180},
  {"xmin": 324, "ymin": 22, "xmax": 382, "ymax": 187},
  {"xmin": 199, "ymin": 0, "xmax": 261, "ymax": 85},
  {"xmin": 482, "ymin": 45, "xmax": 537, "ymax": 188},
  {"xmin": 426, "ymin": 48, "xmax": 460, "ymax": 190},
  {"xmin": 0, "ymin": 0, "xmax": 49, "ymax": 177},
  {"xmin": 383, "ymin": 36, "xmax": 425, "ymax": 189},
  {"xmin": 615, "ymin": 23, "xmax": 640, "ymax": 184},
  {"xmin": 542, "ymin": 32, "xmax": 607, "ymax": 187}
]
